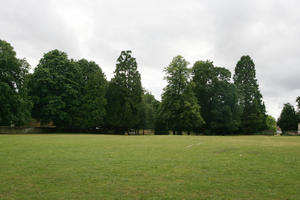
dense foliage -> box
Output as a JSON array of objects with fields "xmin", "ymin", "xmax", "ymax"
[
  {"xmin": 0, "ymin": 40, "xmax": 32, "ymax": 126},
  {"xmin": 297, "ymin": 96, "xmax": 300, "ymax": 122},
  {"xmin": 28, "ymin": 51, "xmax": 107, "ymax": 129},
  {"xmin": 192, "ymin": 61, "xmax": 240, "ymax": 134},
  {"xmin": 1, "ymin": 39, "xmax": 278, "ymax": 134},
  {"xmin": 28, "ymin": 50, "xmax": 81, "ymax": 128},
  {"xmin": 266, "ymin": 115, "xmax": 277, "ymax": 132},
  {"xmin": 277, "ymin": 103, "xmax": 298, "ymax": 133},
  {"xmin": 105, "ymin": 51, "xmax": 143, "ymax": 133},
  {"xmin": 159, "ymin": 56, "xmax": 204, "ymax": 134},
  {"xmin": 75, "ymin": 59, "xmax": 107, "ymax": 129},
  {"xmin": 233, "ymin": 56, "xmax": 267, "ymax": 133},
  {"xmin": 142, "ymin": 92, "xmax": 160, "ymax": 130}
]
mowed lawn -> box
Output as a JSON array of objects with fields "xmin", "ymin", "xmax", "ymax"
[{"xmin": 1, "ymin": 135, "xmax": 300, "ymax": 200}]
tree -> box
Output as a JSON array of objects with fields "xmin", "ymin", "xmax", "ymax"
[
  {"xmin": 277, "ymin": 103, "xmax": 298, "ymax": 133},
  {"xmin": 296, "ymin": 96, "xmax": 300, "ymax": 123},
  {"xmin": 142, "ymin": 92, "xmax": 159, "ymax": 130},
  {"xmin": 233, "ymin": 55, "xmax": 266, "ymax": 133},
  {"xmin": 75, "ymin": 59, "xmax": 107, "ymax": 129},
  {"xmin": 266, "ymin": 115, "xmax": 277, "ymax": 132},
  {"xmin": 28, "ymin": 50, "xmax": 81, "ymax": 128},
  {"xmin": 160, "ymin": 55, "xmax": 204, "ymax": 134},
  {"xmin": 192, "ymin": 61, "xmax": 241, "ymax": 134},
  {"xmin": 0, "ymin": 40, "xmax": 32, "ymax": 126},
  {"xmin": 105, "ymin": 50, "xmax": 143, "ymax": 133}
]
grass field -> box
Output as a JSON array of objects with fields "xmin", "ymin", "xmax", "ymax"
[{"xmin": 1, "ymin": 135, "xmax": 300, "ymax": 200}]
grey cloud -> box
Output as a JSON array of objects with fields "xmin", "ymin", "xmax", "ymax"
[{"xmin": 0, "ymin": 0, "xmax": 80, "ymax": 66}]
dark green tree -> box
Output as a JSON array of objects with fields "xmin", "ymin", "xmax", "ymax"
[
  {"xmin": 277, "ymin": 103, "xmax": 298, "ymax": 133},
  {"xmin": 142, "ymin": 92, "xmax": 159, "ymax": 130},
  {"xmin": 75, "ymin": 59, "xmax": 107, "ymax": 129},
  {"xmin": 296, "ymin": 96, "xmax": 300, "ymax": 122},
  {"xmin": 233, "ymin": 55, "xmax": 266, "ymax": 133},
  {"xmin": 192, "ymin": 60, "xmax": 240, "ymax": 134},
  {"xmin": 154, "ymin": 101, "xmax": 169, "ymax": 135},
  {"xmin": 0, "ymin": 40, "xmax": 32, "ymax": 126},
  {"xmin": 160, "ymin": 55, "xmax": 204, "ymax": 135},
  {"xmin": 28, "ymin": 50, "xmax": 81, "ymax": 128},
  {"xmin": 105, "ymin": 50, "xmax": 143, "ymax": 133}
]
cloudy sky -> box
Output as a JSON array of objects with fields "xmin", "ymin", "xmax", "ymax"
[{"xmin": 1, "ymin": 0, "xmax": 300, "ymax": 118}]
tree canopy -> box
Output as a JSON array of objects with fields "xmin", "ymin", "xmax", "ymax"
[
  {"xmin": 1, "ymin": 38, "xmax": 274, "ymax": 135},
  {"xmin": 75, "ymin": 59, "xmax": 107, "ymax": 129},
  {"xmin": 266, "ymin": 115, "xmax": 277, "ymax": 132},
  {"xmin": 0, "ymin": 40, "xmax": 32, "ymax": 126},
  {"xmin": 28, "ymin": 50, "xmax": 81, "ymax": 128},
  {"xmin": 233, "ymin": 55, "xmax": 266, "ymax": 133},
  {"xmin": 192, "ymin": 60, "xmax": 240, "ymax": 134},
  {"xmin": 278, "ymin": 103, "xmax": 298, "ymax": 133},
  {"xmin": 105, "ymin": 50, "xmax": 143, "ymax": 133},
  {"xmin": 160, "ymin": 55, "xmax": 204, "ymax": 134}
]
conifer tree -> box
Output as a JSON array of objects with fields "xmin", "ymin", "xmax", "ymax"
[
  {"xmin": 278, "ymin": 103, "xmax": 298, "ymax": 133},
  {"xmin": 233, "ymin": 55, "xmax": 266, "ymax": 133},
  {"xmin": 105, "ymin": 50, "xmax": 143, "ymax": 133}
]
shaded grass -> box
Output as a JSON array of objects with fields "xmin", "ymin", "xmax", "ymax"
[{"xmin": 0, "ymin": 135, "xmax": 300, "ymax": 199}]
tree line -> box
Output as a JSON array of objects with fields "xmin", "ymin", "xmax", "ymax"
[
  {"xmin": 1, "ymin": 39, "xmax": 278, "ymax": 134},
  {"xmin": 277, "ymin": 97, "xmax": 300, "ymax": 134}
]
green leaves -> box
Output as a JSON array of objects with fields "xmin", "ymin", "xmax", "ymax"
[
  {"xmin": 105, "ymin": 50, "xmax": 143, "ymax": 132},
  {"xmin": 76, "ymin": 59, "xmax": 107, "ymax": 129},
  {"xmin": 278, "ymin": 103, "xmax": 298, "ymax": 132},
  {"xmin": 28, "ymin": 51, "xmax": 108, "ymax": 129},
  {"xmin": 192, "ymin": 60, "xmax": 240, "ymax": 134},
  {"xmin": 160, "ymin": 56, "xmax": 204, "ymax": 134},
  {"xmin": 0, "ymin": 40, "xmax": 32, "ymax": 126},
  {"xmin": 28, "ymin": 50, "xmax": 77, "ymax": 128},
  {"xmin": 0, "ymin": 39, "xmax": 269, "ymax": 134},
  {"xmin": 233, "ymin": 55, "xmax": 266, "ymax": 133}
]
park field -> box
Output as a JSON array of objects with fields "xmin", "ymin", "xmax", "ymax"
[{"xmin": 0, "ymin": 135, "xmax": 300, "ymax": 200}]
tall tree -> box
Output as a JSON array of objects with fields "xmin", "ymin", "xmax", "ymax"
[
  {"xmin": 28, "ymin": 50, "xmax": 81, "ymax": 128},
  {"xmin": 296, "ymin": 96, "xmax": 300, "ymax": 122},
  {"xmin": 75, "ymin": 59, "xmax": 107, "ymax": 129},
  {"xmin": 105, "ymin": 50, "xmax": 143, "ymax": 133},
  {"xmin": 0, "ymin": 40, "xmax": 32, "ymax": 126},
  {"xmin": 233, "ymin": 55, "xmax": 266, "ymax": 133},
  {"xmin": 160, "ymin": 55, "xmax": 204, "ymax": 134},
  {"xmin": 192, "ymin": 61, "xmax": 240, "ymax": 134},
  {"xmin": 277, "ymin": 103, "xmax": 298, "ymax": 133}
]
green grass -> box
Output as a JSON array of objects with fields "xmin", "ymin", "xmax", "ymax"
[{"xmin": 1, "ymin": 135, "xmax": 300, "ymax": 200}]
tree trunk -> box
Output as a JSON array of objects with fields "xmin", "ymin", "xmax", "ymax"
[{"xmin": 173, "ymin": 130, "xmax": 176, "ymax": 135}]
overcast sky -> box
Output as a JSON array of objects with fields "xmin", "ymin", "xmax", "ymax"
[{"xmin": 1, "ymin": 0, "xmax": 300, "ymax": 118}]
